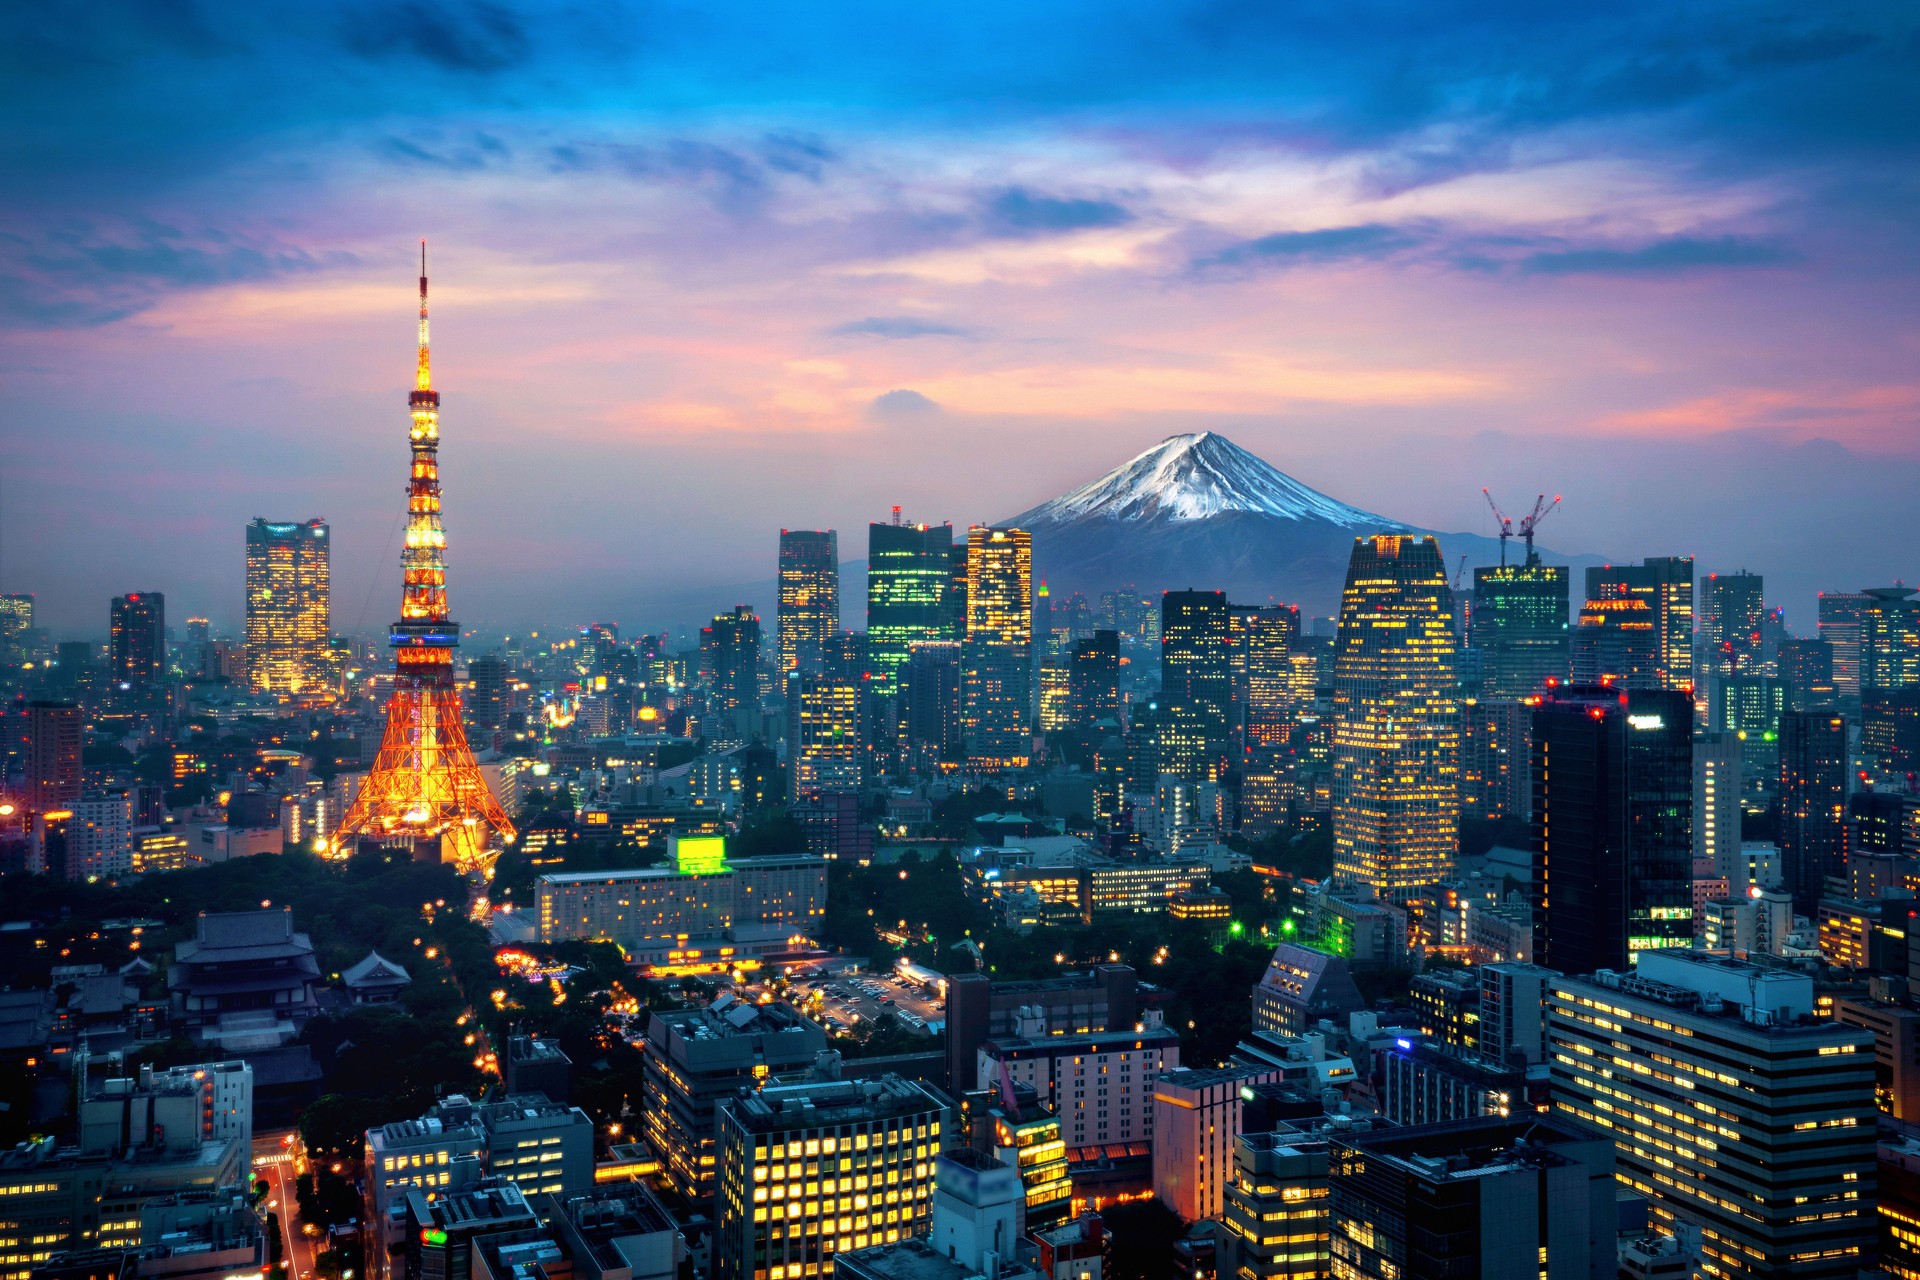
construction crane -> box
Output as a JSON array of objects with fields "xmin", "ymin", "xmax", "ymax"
[
  {"xmin": 1482, "ymin": 489, "xmax": 1563, "ymax": 567},
  {"xmin": 1451, "ymin": 553, "xmax": 1468, "ymax": 591}
]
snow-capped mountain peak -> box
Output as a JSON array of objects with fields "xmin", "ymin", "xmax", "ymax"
[{"xmin": 1015, "ymin": 432, "xmax": 1385, "ymax": 528}]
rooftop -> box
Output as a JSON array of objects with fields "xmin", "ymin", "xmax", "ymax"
[{"xmin": 724, "ymin": 1075, "xmax": 946, "ymax": 1135}]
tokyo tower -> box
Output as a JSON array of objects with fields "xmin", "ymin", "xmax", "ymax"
[{"xmin": 333, "ymin": 245, "xmax": 516, "ymax": 874}]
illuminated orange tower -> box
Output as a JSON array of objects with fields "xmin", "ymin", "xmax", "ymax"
[{"xmin": 334, "ymin": 245, "xmax": 515, "ymax": 873}]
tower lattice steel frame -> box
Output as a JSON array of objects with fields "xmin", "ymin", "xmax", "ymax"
[{"xmin": 334, "ymin": 245, "xmax": 516, "ymax": 873}]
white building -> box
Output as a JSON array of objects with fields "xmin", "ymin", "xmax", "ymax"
[{"xmin": 975, "ymin": 1010, "xmax": 1179, "ymax": 1148}]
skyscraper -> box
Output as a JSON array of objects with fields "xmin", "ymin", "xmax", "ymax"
[
  {"xmin": 245, "ymin": 517, "xmax": 331, "ymax": 695},
  {"xmin": 0, "ymin": 594, "xmax": 32, "ymax": 666},
  {"xmin": 1238, "ymin": 605, "xmax": 1300, "ymax": 747},
  {"xmin": 1701, "ymin": 570, "xmax": 1765, "ymax": 677},
  {"xmin": 702, "ymin": 606, "xmax": 762, "ymax": 736},
  {"xmin": 865, "ymin": 519, "xmax": 952, "ymax": 701},
  {"xmin": 901, "ymin": 640, "xmax": 963, "ymax": 765},
  {"xmin": 1775, "ymin": 635, "xmax": 1836, "ymax": 711},
  {"xmin": 1778, "ymin": 709, "xmax": 1849, "ymax": 911},
  {"xmin": 24, "ymin": 700, "xmax": 82, "ymax": 816},
  {"xmin": 1068, "ymin": 630, "xmax": 1122, "ymax": 731},
  {"xmin": 776, "ymin": 529, "xmax": 839, "ymax": 679},
  {"xmin": 1692, "ymin": 730, "xmax": 1742, "ymax": 877},
  {"xmin": 1570, "ymin": 595, "xmax": 1657, "ymax": 688},
  {"xmin": 1330, "ymin": 535, "xmax": 1460, "ymax": 900},
  {"xmin": 1585, "ymin": 556, "xmax": 1694, "ymax": 692},
  {"xmin": 1860, "ymin": 586, "xmax": 1920, "ymax": 693},
  {"xmin": 1471, "ymin": 561, "xmax": 1570, "ymax": 698},
  {"xmin": 961, "ymin": 527, "xmax": 1032, "ymax": 770},
  {"xmin": 467, "ymin": 654, "xmax": 513, "ymax": 730},
  {"xmin": 109, "ymin": 591, "xmax": 165, "ymax": 699},
  {"xmin": 1458, "ymin": 697, "xmax": 1528, "ymax": 822},
  {"xmin": 1529, "ymin": 685, "xmax": 1693, "ymax": 974},
  {"xmin": 1819, "ymin": 591, "xmax": 1869, "ymax": 701},
  {"xmin": 331, "ymin": 247, "xmax": 515, "ymax": 872},
  {"xmin": 1160, "ymin": 590, "xmax": 1230, "ymax": 784},
  {"xmin": 787, "ymin": 674, "xmax": 863, "ymax": 793}
]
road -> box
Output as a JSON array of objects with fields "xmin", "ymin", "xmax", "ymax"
[{"xmin": 253, "ymin": 1129, "xmax": 320, "ymax": 1280}]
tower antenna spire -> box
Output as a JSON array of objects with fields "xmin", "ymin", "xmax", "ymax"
[{"xmin": 416, "ymin": 239, "xmax": 432, "ymax": 393}]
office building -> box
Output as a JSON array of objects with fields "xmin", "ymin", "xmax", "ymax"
[
  {"xmin": 1832, "ymin": 992, "xmax": 1920, "ymax": 1123},
  {"xmin": 641, "ymin": 995, "xmax": 831, "ymax": 1202},
  {"xmin": 1778, "ymin": 709, "xmax": 1849, "ymax": 911},
  {"xmin": 1160, "ymin": 591, "xmax": 1231, "ymax": 784},
  {"xmin": 1548, "ymin": 953, "xmax": 1876, "ymax": 1280},
  {"xmin": 401, "ymin": 1180, "xmax": 539, "ymax": 1280},
  {"xmin": 1585, "ymin": 557, "xmax": 1694, "ymax": 691},
  {"xmin": 24, "ymin": 700, "xmax": 82, "ymax": 815},
  {"xmin": 1151, "ymin": 1067, "xmax": 1277, "ymax": 1224},
  {"xmin": 1692, "ymin": 731, "xmax": 1742, "ymax": 876},
  {"xmin": 1236, "ymin": 606, "xmax": 1301, "ymax": 748},
  {"xmin": 244, "ymin": 517, "xmax": 331, "ymax": 695},
  {"xmin": 1409, "ymin": 968, "xmax": 1480, "ymax": 1051},
  {"xmin": 1221, "ymin": 1129, "xmax": 1331, "ymax": 1280},
  {"xmin": 68, "ymin": 791, "xmax": 133, "ymax": 882},
  {"xmin": 503, "ymin": 1037, "xmax": 572, "ymax": 1104},
  {"xmin": 1863, "ymin": 687, "xmax": 1920, "ymax": 774},
  {"xmin": 80, "ymin": 1061, "xmax": 254, "ymax": 1159},
  {"xmin": 1329, "ymin": 535, "xmax": 1460, "ymax": 900},
  {"xmin": 961, "ymin": 527, "xmax": 1034, "ymax": 771},
  {"xmin": 1861, "ymin": 586, "xmax": 1920, "ymax": 693},
  {"xmin": 959, "ymin": 1086, "xmax": 1070, "ymax": 1236},
  {"xmin": 1711, "ymin": 676, "xmax": 1786, "ymax": 771},
  {"xmin": 1068, "ymin": 632, "xmax": 1122, "ymax": 732},
  {"xmin": 0, "ymin": 594, "xmax": 32, "ymax": 666},
  {"xmin": 901, "ymin": 641, "xmax": 963, "ymax": 764},
  {"xmin": 1477, "ymin": 961, "xmax": 1552, "ymax": 1067},
  {"xmin": 109, "ymin": 592, "xmax": 165, "ymax": 702},
  {"xmin": 477, "ymin": 1093, "xmax": 594, "ymax": 1199},
  {"xmin": 976, "ymin": 1014, "xmax": 1179, "ymax": 1148},
  {"xmin": 847, "ymin": 1147, "xmax": 1034, "ymax": 1280},
  {"xmin": 702, "ymin": 607, "xmax": 762, "ymax": 734},
  {"xmin": 1819, "ymin": 591, "xmax": 1869, "ymax": 701},
  {"xmin": 789, "ymin": 676, "xmax": 863, "ymax": 793},
  {"xmin": 1458, "ymin": 697, "xmax": 1527, "ymax": 822},
  {"xmin": 1250, "ymin": 943, "xmax": 1367, "ymax": 1038},
  {"xmin": 778, "ymin": 530, "xmax": 840, "ymax": 680},
  {"xmin": 467, "ymin": 655, "xmax": 513, "ymax": 731},
  {"xmin": 1379, "ymin": 1040, "xmax": 1538, "ymax": 1127},
  {"xmin": 1776, "ymin": 636, "xmax": 1836, "ymax": 712},
  {"xmin": 1702, "ymin": 571, "xmax": 1765, "ymax": 677},
  {"xmin": 1530, "ymin": 686, "xmax": 1693, "ymax": 975},
  {"xmin": 1326, "ymin": 1115, "xmax": 1615, "ymax": 1280},
  {"xmin": 867, "ymin": 520, "xmax": 954, "ymax": 702},
  {"xmin": 365, "ymin": 1096, "xmax": 489, "ymax": 1267},
  {"xmin": 1570, "ymin": 595, "xmax": 1658, "ymax": 688},
  {"xmin": 1472, "ymin": 560, "xmax": 1570, "ymax": 698},
  {"xmin": 944, "ymin": 965, "xmax": 1143, "ymax": 1097},
  {"xmin": 541, "ymin": 1186, "xmax": 684, "ymax": 1280},
  {"xmin": 712, "ymin": 1075, "xmax": 952, "ymax": 1280}
]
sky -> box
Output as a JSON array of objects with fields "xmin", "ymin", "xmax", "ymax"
[{"xmin": 5, "ymin": 0, "xmax": 1918, "ymax": 638}]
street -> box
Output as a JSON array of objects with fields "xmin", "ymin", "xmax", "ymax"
[{"xmin": 253, "ymin": 1129, "xmax": 321, "ymax": 1280}]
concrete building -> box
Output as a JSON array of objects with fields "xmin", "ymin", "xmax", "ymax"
[
  {"xmin": 478, "ymin": 1094, "xmax": 594, "ymax": 1199},
  {"xmin": 1476, "ymin": 961, "xmax": 1553, "ymax": 1067},
  {"xmin": 943, "ymin": 965, "xmax": 1143, "ymax": 1098},
  {"xmin": 835, "ymin": 1147, "xmax": 1042, "ymax": 1280},
  {"xmin": 1249, "ymin": 944, "xmax": 1364, "ymax": 1038},
  {"xmin": 1220, "ymin": 1127, "xmax": 1333, "ymax": 1280},
  {"xmin": 1833, "ymin": 988, "xmax": 1920, "ymax": 1123},
  {"xmin": 79, "ymin": 1062, "xmax": 252, "ymax": 1160},
  {"xmin": 503, "ymin": 1037, "xmax": 573, "ymax": 1104},
  {"xmin": 975, "ymin": 1013, "xmax": 1178, "ymax": 1149},
  {"xmin": 712, "ymin": 1075, "xmax": 953, "ymax": 1280},
  {"xmin": 365, "ymin": 1096, "xmax": 488, "ymax": 1278},
  {"xmin": 1150, "ymin": 1067, "xmax": 1278, "ymax": 1224},
  {"xmin": 401, "ymin": 1181, "xmax": 539, "ymax": 1280},
  {"xmin": 540, "ymin": 1186, "xmax": 685, "ymax": 1280},
  {"xmin": 1547, "ymin": 952, "xmax": 1877, "ymax": 1279}
]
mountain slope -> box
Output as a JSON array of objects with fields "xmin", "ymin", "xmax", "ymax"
[{"xmin": 1003, "ymin": 432, "xmax": 1572, "ymax": 613}]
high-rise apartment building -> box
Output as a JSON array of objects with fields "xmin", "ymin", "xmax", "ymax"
[
  {"xmin": 1068, "ymin": 630, "xmax": 1122, "ymax": 731},
  {"xmin": 467, "ymin": 654, "xmax": 513, "ymax": 730},
  {"xmin": 1692, "ymin": 731, "xmax": 1742, "ymax": 876},
  {"xmin": 1861, "ymin": 586, "xmax": 1920, "ymax": 693},
  {"xmin": 24, "ymin": 699, "xmax": 82, "ymax": 816},
  {"xmin": 1330, "ymin": 535, "xmax": 1460, "ymax": 900},
  {"xmin": 788, "ymin": 675, "xmax": 863, "ymax": 793},
  {"xmin": 1458, "ymin": 697, "xmax": 1527, "ymax": 822},
  {"xmin": 961, "ymin": 527, "xmax": 1033, "ymax": 771},
  {"xmin": 702, "ymin": 606, "xmax": 761, "ymax": 733},
  {"xmin": 1472, "ymin": 560, "xmax": 1570, "ymax": 698},
  {"xmin": 1548, "ymin": 953, "xmax": 1876, "ymax": 1280},
  {"xmin": 1585, "ymin": 557, "xmax": 1694, "ymax": 692},
  {"xmin": 109, "ymin": 591, "xmax": 165, "ymax": 698},
  {"xmin": 1702, "ymin": 570, "xmax": 1765, "ymax": 677},
  {"xmin": 1530, "ymin": 686, "xmax": 1693, "ymax": 974},
  {"xmin": 1818, "ymin": 591, "xmax": 1869, "ymax": 701},
  {"xmin": 245, "ymin": 517, "xmax": 331, "ymax": 695},
  {"xmin": 713, "ymin": 1075, "xmax": 951, "ymax": 1280},
  {"xmin": 0, "ymin": 594, "xmax": 33, "ymax": 666},
  {"xmin": 1160, "ymin": 591, "xmax": 1230, "ymax": 784},
  {"xmin": 867, "ymin": 520, "xmax": 953, "ymax": 701},
  {"xmin": 1778, "ymin": 709, "xmax": 1849, "ymax": 911},
  {"xmin": 777, "ymin": 530, "xmax": 840, "ymax": 679}
]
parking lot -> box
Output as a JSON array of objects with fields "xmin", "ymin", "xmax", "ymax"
[{"xmin": 784, "ymin": 970, "xmax": 946, "ymax": 1038}]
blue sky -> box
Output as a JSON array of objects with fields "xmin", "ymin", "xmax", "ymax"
[{"xmin": 4, "ymin": 0, "xmax": 1917, "ymax": 632}]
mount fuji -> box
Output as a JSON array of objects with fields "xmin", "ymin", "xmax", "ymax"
[{"xmin": 1003, "ymin": 432, "xmax": 1559, "ymax": 612}]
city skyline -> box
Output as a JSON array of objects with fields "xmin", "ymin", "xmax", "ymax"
[{"xmin": 4, "ymin": 3, "xmax": 1918, "ymax": 634}]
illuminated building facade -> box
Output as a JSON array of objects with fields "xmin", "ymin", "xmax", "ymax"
[
  {"xmin": 1548, "ymin": 955, "xmax": 1876, "ymax": 1280},
  {"xmin": 1776, "ymin": 636, "xmax": 1836, "ymax": 711},
  {"xmin": 0, "ymin": 594, "xmax": 32, "ymax": 666},
  {"xmin": 1584, "ymin": 556, "xmax": 1694, "ymax": 692},
  {"xmin": 24, "ymin": 699, "xmax": 82, "ymax": 815},
  {"xmin": 1221, "ymin": 1129, "xmax": 1330, "ymax": 1280},
  {"xmin": 1530, "ymin": 686, "xmax": 1693, "ymax": 973},
  {"xmin": 961, "ymin": 527, "xmax": 1033, "ymax": 770},
  {"xmin": 1068, "ymin": 631, "xmax": 1121, "ymax": 731},
  {"xmin": 1471, "ymin": 560, "xmax": 1570, "ymax": 698},
  {"xmin": 1329, "ymin": 535, "xmax": 1460, "ymax": 900},
  {"xmin": 867, "ymin": 520, "xmax": 953, "ymax": 701},
  {"xmin": 1702, "ymin": 570, "xmax": 1766, "ymax": 677},
  {"xmin": 109, "ymin": 591, "xmax": 165, "ymax": 702},
  {"xmin": 1151, "ymin": 1066, "xmax": 1278, "ymax": 1224},
  {"xmin": 1819, "ymin": 591, "xmax": 1869, "ymax": 702},
  {"xmin": 1861, "ymin": 587, "xmax": 1920, "ymax": 693},
  {"xmin": 1239, "ymin": 605, "xmax": 1300, "ymax": 747},
  {"xmin": 1779, "ymin": 709, "xmax": 1849, "ymax": 911},
  {"xmin": 333, "ymin": 249, "xmax": 515, "ymax": 872},
  {"xmin": 703, "ymin": 606, "xmax": 763, "ymax": 737},
  {"xmin": 976, "ymin": 1019, "xmax": 1180, "ymax": 1148},
  {"xmin": 1458, "ymin": 697, "xmax": 1527, "ymax": 822},
  {"xmin": 778, "ymin": 530, "xmax": 840, "ymax": 679},
  {"xmin": 1036, "ymin": 662, "xmax": 1072, "ymax": 734},
  {"xmin": 1160, "ymin": 590, "xmax": 1230, "ymax": 783},
  {"xmin": 1692, "ymin": 731, "xmax": 1742, "ymax": 875},
  {"xmin": 789, "ymin": 675, "xmax": 863, "ymax": 793},
  {"xmin": 1571, "ymin": 595, "xmax": 1657, "ymax": 687},
  {"xmin": 245, "ymin": 517, "xmax": 331, "ymax": 695},
  {"xmin": 713, "ymin": 1075, "xmax": 951, "ymax": 1280}
]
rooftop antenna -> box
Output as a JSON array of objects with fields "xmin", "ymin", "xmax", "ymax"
[{"xmin": 891, "ymin": 505, "xmax": 902, "ymax": 527}]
